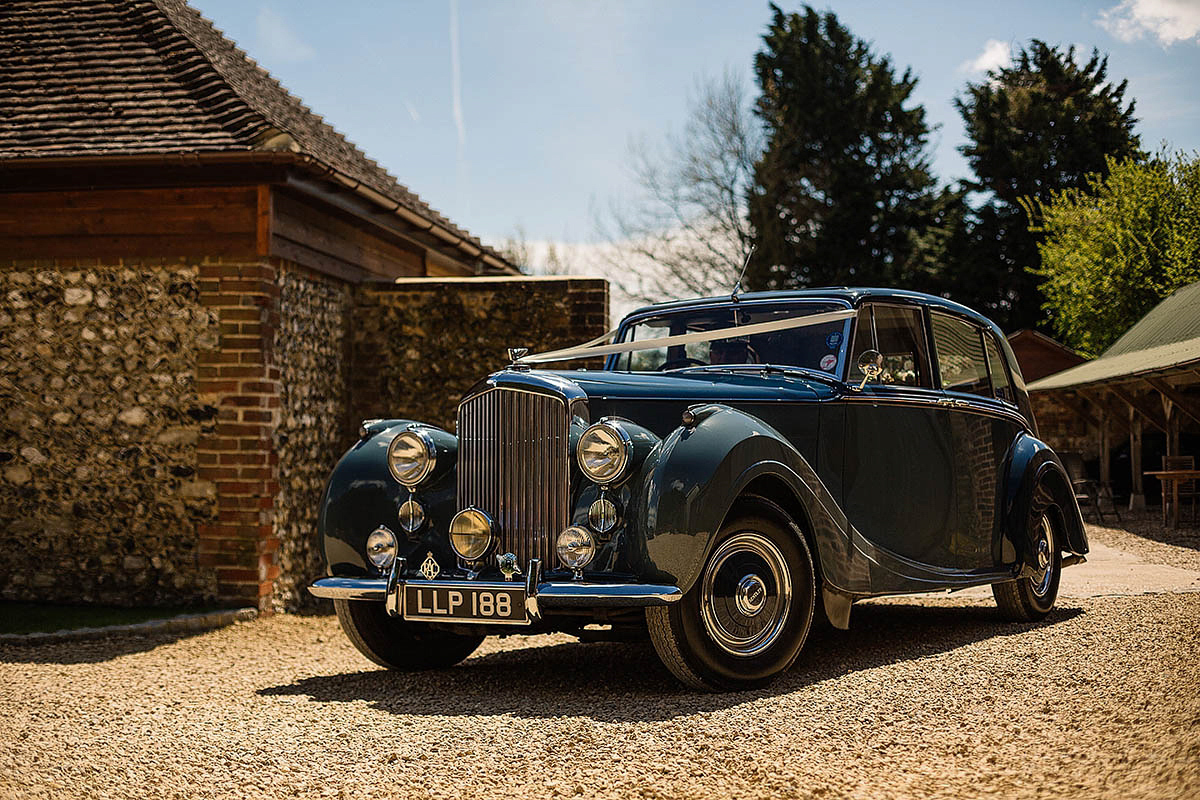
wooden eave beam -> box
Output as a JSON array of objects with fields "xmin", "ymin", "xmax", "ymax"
[
  {"xmin": 283, "ymin": 173, "xmax": 484, "ymax": 274},
  {"xmin": 1107, "ymin": 385, "xmax": 1166, "ymax": 433},
  {"xmin": 1145, "ymin": 377, "xmax": 1200, "ymax": 427}
]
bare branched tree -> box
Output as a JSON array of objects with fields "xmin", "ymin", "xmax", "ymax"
[{"xmin": 596, "ymin": 70, "xmax": 763, "ymax": 304}]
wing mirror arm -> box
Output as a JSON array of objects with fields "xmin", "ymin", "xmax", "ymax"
[{"xmin": 854, "ymin": 350, "xmax": 883, "ymax": 391}]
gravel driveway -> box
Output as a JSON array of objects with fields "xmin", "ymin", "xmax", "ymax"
[{"xmin": 3, "ymin": 523, "xmax": 1198, "ymax": 800}]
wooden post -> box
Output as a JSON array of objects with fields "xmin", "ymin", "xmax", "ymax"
[
  {"xmin": 1164, "ymin": 399, "xmax": 1179, "ymax": 458},
  {"xmin": 1099, "ymin": 404, "xmax": 1111, "ymax": 486},
  {"xmin": 1129, "ymin": 407, "xmax": 1145, "ymax": 510}
]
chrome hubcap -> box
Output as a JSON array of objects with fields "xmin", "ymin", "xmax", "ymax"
[
  {"xmin": 701, "ymin": 533, "xmax": 792, "ymax": 658},
  {"xmin": 735, "ymin": 574, "xmax": 768, "ymax": 616},
  {"xmin": 1031, "ymin": 513, "xmax": 1055, "ymax": 598}
]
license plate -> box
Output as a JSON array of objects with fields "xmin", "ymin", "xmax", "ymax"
[{"xmin": 403, "ymin": 583, "xmax": 529, "ymax": 625}]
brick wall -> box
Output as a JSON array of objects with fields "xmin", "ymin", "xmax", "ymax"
[
  {"xmin": 194, "ymin": 260, "xmax": 282, "ymax": 610},
  {"xmin": 1031, "ymin": 393, "xmax": 1096, "ymax": 458}
]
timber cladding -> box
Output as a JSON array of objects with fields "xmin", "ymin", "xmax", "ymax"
[
  {"xmin": 0, "ymin": 187, "xmax": 260, "ymax": 261},
  {"xmin": 0, "ymin": 259, "xmax": 610, "ymax": 612}
]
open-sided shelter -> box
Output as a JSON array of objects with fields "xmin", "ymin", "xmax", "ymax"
[{"xmin": 1028, "ymin": 281, "xmax": 1200, "ymax": 509}]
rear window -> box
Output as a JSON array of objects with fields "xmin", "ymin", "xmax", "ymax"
[
  {"xmin": 930, "ymin": 312, "xmax": 991, "ymax": 397},
  {"xmin": 984, "ymin": 335, "xmax": 1014, "ymax": 403}
]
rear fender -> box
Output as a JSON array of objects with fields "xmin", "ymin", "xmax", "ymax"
[{"xmin": 1002, "ymin": 433, "xmax": 1088, "ymax": 571}]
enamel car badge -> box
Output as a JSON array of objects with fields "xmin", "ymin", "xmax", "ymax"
[{"xmin": 419, "ymin": 551, "xmax": 441, "ymax": 581}]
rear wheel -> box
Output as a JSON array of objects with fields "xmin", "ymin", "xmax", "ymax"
[
  {"xmin": 334, "ymin": 599, "xmax": 484, "ymax": 670},
  {"xmin": 647, "ymin": 504, "xmax": 815, "ymax": 691},
  {"xmin": 993, "ymin": 504, "xmax": 1062, "ymax": 621}
]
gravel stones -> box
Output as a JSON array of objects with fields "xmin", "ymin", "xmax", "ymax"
[{"xmin": 2, "ymin": 521, "xmax": 1198, "ymax": 800}]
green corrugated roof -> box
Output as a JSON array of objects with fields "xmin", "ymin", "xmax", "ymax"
[
  {"xmin": 1028, "ymin": 280, "xmax": 1200, "ymax": 391},
  {"xmin": 1104, "ymin": 281, "xmax": 1200, "ymax": 357}
]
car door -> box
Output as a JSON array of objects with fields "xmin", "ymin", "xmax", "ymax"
[
  {"xmin": 841, "ymin": 303, "xmax": 964, "ymax": 568},
  {"xmin": 928, "ymin": 311, "xmax": 1027, "ymax": 570}
]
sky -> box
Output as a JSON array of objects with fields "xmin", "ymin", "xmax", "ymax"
[{"xmin": 189, "ymin": 0, "xmax": 1200, "ymax": 256}]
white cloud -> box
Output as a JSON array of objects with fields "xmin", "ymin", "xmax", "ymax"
[
  {"xmin": 1098, "ymin": 0, "xmax": 1200, "ymax": 46},
  {"xmin": 959, "ymin": 39, "xmax": 1012, "ymax": 74},
  {"xmin": 255, "ymin": 7, "xmax": 315, "ymax": 63}
]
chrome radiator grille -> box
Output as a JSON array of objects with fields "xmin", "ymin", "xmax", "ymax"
[{"xmin": 457, "ymin": 388, "xmax": 570, "ymax": 567}]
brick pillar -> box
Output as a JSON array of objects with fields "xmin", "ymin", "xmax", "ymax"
[{"xmin": 196, "ymin": 260, "xmax": 281, "ymax": 610}]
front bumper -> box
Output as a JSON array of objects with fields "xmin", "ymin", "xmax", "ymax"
[{"xmin": 309, "ymin": 558, "xmax": 681, "ymax": 620}]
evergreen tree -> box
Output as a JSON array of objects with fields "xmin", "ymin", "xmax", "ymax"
[
  {"xmin": 954, "ymin": 41, "xmax": 1141, "ymax": 332},
  {"xmin": 747, "ymin": 5, "xmax": 937, "ymax": 291}
]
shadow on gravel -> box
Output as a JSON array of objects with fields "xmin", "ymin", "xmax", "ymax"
[
  {"xmin": 0, "ymin": 631, "xmax": 195, "ymax": 665},
  {"xmin": 259, "ymin": 602, "xmax": 1084, "ymax": 721}
]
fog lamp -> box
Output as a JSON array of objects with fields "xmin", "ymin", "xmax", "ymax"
[
  {"xmin": 588, "ymin": 497, "xmax": 618, "ymax": 534},
  {"xmin": 366, "ymin": 527, "xmax": 397, "ymax": 570},
  {"xmin": 449, "ymin": 508, "xmax": 496, "ymax": 561},
  {"xmin": 398, "ymin": 499, "xmax": 425, "ymax": 534},
  {"xmin": 556, "ymin": 526, "xmax": 596, "ymax": 571}
]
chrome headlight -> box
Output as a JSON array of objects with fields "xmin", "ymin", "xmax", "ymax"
[
  {"xmin": 366, "ymin": 527, "xmax": 397, "ymax": 569},
  {"xmin": 577, "ymin": 421, "xmax": 633, "ymax": 485},
  {"xmin": 387, "ymin": 429, "xmax": 436, "ymax": 487},
  {"xmin": 449, "ymin": 508, "xmax": 496, "ymax": 561}
]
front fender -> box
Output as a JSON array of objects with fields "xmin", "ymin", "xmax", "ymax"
[
  {"xmin": 1003, "ymin": 433, "xmax": 1088, "ymax": 568},
  {"xmin": 318, "ymin": 420, "xmax": 458, "ymax": 579},
  {"xmin": 625, "ymin": 405, "xmax": 855, "ymax": 596}
]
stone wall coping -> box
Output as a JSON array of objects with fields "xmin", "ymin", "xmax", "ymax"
[
  {"xmin": 376, "ymin": 275, "xmax": 608, "ymax": 285},
  {"xmin": 0, "ymin": 608, "xmax": 258, "ymax": 645}
]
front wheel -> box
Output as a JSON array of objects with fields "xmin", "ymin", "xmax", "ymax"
[
  {"xmin": 334, "ymin": 599, "xmax": 484, "ymax": 670},
  {"xmin": 647, "ymin": 505, "xmax": 816, "ymax": 691},
  {"xmin": 993, "ymin": 505, "xmax": 1062, "ymax": 621}
]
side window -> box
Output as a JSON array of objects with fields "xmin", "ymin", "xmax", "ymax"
[
  {"xmin": 984, "ymin": 334, "xmax": 1014, "ymax": 403},
  {"xmin": 848, "ymin": 305, "xmax": 931, "ymax": 388},
  {"xmin": 930, "ymin": 312, "xmax": 991, "ymax": 397}
]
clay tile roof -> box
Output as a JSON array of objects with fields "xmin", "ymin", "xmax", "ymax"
[{"xmin": 0, "ymin": 0, "xmax": 508, "ymax": 266}]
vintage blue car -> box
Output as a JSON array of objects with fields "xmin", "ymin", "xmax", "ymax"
[{"xmin": 310, "ymin": 288, "xmax": 1087, "ymax": 691}]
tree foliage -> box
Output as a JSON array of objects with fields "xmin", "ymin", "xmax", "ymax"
[
  {"xmin": 1032, "ymin": 152, "xmax": 1200, "ymax": 356},
  {"xmin": 953, "ymin": 42, "xmax": 1142, "ymax": 332},
  {"xmin": 596, "ymin": 71, "xmax": 762, "ymax": 303},
  {"xmin": 746, "ymin": 4, "xmax": 937, "ymax": 291}
]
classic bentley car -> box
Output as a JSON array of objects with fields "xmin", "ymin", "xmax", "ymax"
[{"xmin": 310, "ymin": 288, "xmax": 1087, "ymax": 691}]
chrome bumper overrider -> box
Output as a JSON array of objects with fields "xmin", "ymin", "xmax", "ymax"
[{"xmin": 309, "ymin": 558, "xmax": 681, "ymax": 620}]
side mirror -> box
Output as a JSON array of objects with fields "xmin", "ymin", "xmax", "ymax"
[{"xmin": 856, "ymin": 350, "xmax": 883, "ymax": 391}]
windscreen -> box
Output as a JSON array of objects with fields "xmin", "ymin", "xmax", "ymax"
[{"xmin": 614, "ymin": 302, "xmax": 852, "ymax": 375}]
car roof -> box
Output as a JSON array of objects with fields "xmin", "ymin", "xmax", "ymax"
[{"xmin": 621, "ymin": 287, "xmax": 1000, "ymax": 334}]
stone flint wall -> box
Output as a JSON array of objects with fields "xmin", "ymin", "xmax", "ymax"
[
  {"xmin": 271, "ymin": 264, "xmax": 351, "ymax": 612},
  {"xmin": 0, "ymin": 262, "xmax": 220, "ymax": 605},
  {"xmin": 1, "ymin": 265, "xmax": 608, "ymax": 612},
  {"xmin": 350, "ymin": 277, "xmax": 609, "ymax": 430}
]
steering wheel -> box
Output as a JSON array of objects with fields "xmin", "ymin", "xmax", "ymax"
[{"xmin": 658, "ymin": 357, "xmax": 707, "ymax": 371}]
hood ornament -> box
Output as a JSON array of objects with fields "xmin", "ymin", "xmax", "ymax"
[{"xmin": 507, "ymin": 347, "xmax": 531, "ymax": 372}]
